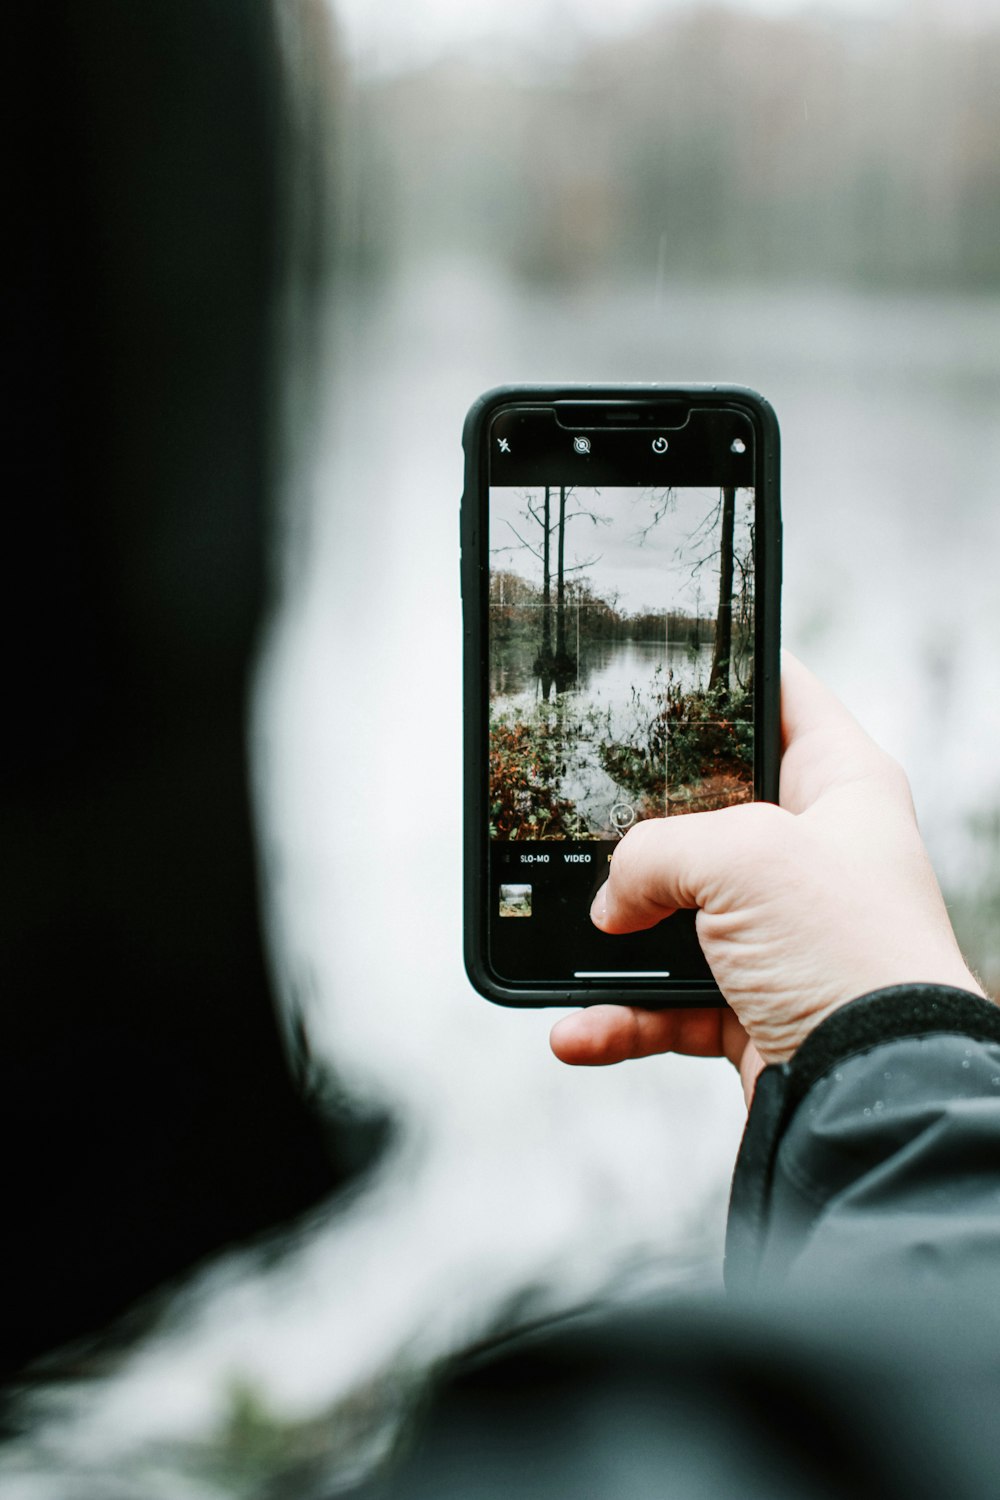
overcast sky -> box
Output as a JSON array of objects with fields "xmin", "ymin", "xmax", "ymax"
[
  {"xmin": 490, "ymin": 485, "xmax": 753, "ymax": 616},
  {"xmin": 333, "ymin": 0, "xmax": 913, "ymax": 71},
  {"xmin": 331, "ymin": 0, "xmax": 998, "ymax": 77}
]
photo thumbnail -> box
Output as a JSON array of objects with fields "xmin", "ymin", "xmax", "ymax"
[{"xmin": 499, "ymin": 884, "xmax": 533, "ymax": 918}]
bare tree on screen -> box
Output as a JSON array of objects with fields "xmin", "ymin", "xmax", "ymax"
[
  {"xmin": 632, "ymin": 485, "xmax": 752, "ymax": 697},
  {"xmin": 708, "ymin": 486, "xmax": 735, "ymax": 692},
  {"xmin": 496, "ymin": 487, "xmax": 608, "ymax": 696}
]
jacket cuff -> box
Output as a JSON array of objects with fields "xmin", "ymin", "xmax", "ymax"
[{"xmin": 724, "ymin": 984, "xmax": 1000, "ymax": 1293}]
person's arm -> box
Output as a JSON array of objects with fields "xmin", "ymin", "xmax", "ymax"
[
  {"xmin": 550, "ymin": 655, "xmax": 995, "ymax": 1293},
  {"xmin": 726, "ymin": 983, "xmax": 1000, "ymax": 1292}
]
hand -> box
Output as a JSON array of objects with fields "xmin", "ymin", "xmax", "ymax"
[{"xmin": 550, "ymin": 653, "xmax": 985, "ymax": 1103}]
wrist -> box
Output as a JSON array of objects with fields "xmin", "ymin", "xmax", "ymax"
[
  {"xmin": 744, "ymin": 966, "xmax": 988, "ymax": 1068},
  {"xmin": 785, "ymin": 981, "xmax": 997, "ymax": 1078}
]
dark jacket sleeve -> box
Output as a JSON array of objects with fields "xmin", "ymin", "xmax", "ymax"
[{"xmin": 725, "ymin": 983, "xmax": 1000, "ymax": 1295}]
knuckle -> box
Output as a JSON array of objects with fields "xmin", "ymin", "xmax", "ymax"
[
  {"xmin": 727, "ymin": 799, "xmax": 798, "ymax": 875},
  {"xmin": 611, "ymin": 817, "xmax": 658, "ymax": 875},
  {"xmin": 723, "ymin": 797, "xmax": 788, "ymax": 846},
  {"xmin": 874, "ymin": 748, "xmax": 916, "ymax": 810}
]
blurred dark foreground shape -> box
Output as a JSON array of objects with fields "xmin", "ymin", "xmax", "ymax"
[
  {"xmin": 346, "ymin": 1291, "xmax": 1000, "ymax": 1500},
  {"xmin": 2, "ymin": 1, "xmax": 382, "ymax": 1378}
]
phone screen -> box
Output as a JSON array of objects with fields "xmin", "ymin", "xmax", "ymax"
[{"xmin": 484, "ymin": 400, "xmax": 759, "ymax": 990}]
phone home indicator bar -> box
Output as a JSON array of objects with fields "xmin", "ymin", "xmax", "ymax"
[{"xmin": 574, "ymin": 971, "xmax": 671, "ymax": 979}]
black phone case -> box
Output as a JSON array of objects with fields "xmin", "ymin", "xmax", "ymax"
[{"xmin": 462, "ymin": 384, "xmax": 781, "ymax": 1008}]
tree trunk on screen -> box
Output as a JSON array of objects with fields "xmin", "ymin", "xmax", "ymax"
[
  {"xmin": 709, "ymin": 486, "xmax": 735, "ymax": 693},
  {"xmin": 540, "ymin": 485, "xmax": 552, "ymax": 658},
  {"xmin": 555, "ymin": 486, "xmax": 567, "ymax": 659}
]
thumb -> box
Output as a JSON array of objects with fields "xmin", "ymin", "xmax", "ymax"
[{"xmin": 592, "ymin": 800, "xmax": 790, "ymax": 934}]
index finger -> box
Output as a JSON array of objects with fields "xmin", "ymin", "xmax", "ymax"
[{"xmin": 550, "ymin": 1003, "xmax": 746, "ymax": 1067}]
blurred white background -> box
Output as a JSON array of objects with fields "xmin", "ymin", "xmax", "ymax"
[{"xmin": 257, "ymin": 0, "xmax": 1000, "ymax": 1467}]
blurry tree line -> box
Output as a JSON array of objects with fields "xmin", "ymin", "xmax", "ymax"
[
  {"xmin": 338, "ymin": 6, "xmax": 1000, "ymax": 289},
  {"xmin": 491, "ymin": 569, "xmax": 714, "ymax": 646}
]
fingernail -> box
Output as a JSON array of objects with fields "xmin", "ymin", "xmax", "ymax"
[{"xmin": 590, "ymin": 884, "xmax": 608, "ymax": 925}]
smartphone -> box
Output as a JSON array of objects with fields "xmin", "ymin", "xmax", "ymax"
[{"xmin": 462, "ymin": 385, "xmax": 780, "ymax": 1008}]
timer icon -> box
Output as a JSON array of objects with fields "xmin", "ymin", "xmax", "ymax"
[{"xmin": 651, "ymin": 436, "xmax": 669, "ymax": 455}]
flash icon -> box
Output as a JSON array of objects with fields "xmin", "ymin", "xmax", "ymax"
[{"xmin": 497, "ymin": 438, "xmax": 511, "ymax": 454}]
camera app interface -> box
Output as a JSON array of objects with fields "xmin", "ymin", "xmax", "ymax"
[{"xmin": 486, "ymin": 409, "xmax": 756, "ymax": 984}]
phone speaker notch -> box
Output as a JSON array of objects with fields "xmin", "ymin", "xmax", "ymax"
[{"xmin": 553, "ymin": 402, "xmax": 690, "ymax": 430}]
